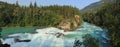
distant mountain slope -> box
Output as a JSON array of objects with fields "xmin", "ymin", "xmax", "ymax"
[
  {"xmin": 81, "ymin": 0, "xmax": 113, "ymax": 12},
  {"xmin": 81, "ymin": 1, "xmax": 102, "ymax": 12}
]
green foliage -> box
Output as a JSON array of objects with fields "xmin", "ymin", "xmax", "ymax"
[
  {"xmin": 0, "ymin": 40, "xmax": 2, "ymax": 47},
  {"xmin": 0, "ymin": 1, "xmax": 82, "ymax": 27},
  {"xmin": 70, "ymin": 21, "xmax": 74, "ymax": 28},
  {"xmin": 0, "ymin": 2, "xmax": 14, "ymax": 27},
  {"xmin": 0, "ymin": 27, "xmax": 2, "ymax": 46},
  {"xmin": 81, "ymin": 1, "xmax": 120, "ymax": 47},
  {"xmin": 82, "ymin": 34, "xmax": 99, "ymax": 47}
]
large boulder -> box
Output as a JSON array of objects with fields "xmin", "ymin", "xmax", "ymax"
[
  {"xmin": 58, "ymin": 15, "xmax": 82, "ymax": 31},
  {"xmin": 58, "ymin": 19, "xmax": 71, "ymax": 30}
]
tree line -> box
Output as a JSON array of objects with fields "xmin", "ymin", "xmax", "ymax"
[
  {"xmin": 81, "ymin": 0, "xmax": 120, "ymax": 47},
  {"xmin": 0, "ymin": 1, "xmax": 81, "ymax": 27}
]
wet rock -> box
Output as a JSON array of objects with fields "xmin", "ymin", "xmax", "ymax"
[
  {"xmin": 55, "ymin": 33, "xmax": 65, "ymax": 38},
  {"xmin": 0, "ymin": 39, "xmax": 10, "ymax": 47},
  {"xmin": 73, "ymin": 39, "xmax": 82, "ymax": 47},
  {"xmin": 3, "ymin": 44, "xmax": 10, "ymax": 47}
]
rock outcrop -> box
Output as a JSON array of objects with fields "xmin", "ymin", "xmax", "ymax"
[
  {"xmin": 0, "ymin": 39, "xmax": 10, "ymax": 47},
  {"xmin": 58, "ymin": 15, "xmax": 82, "ymax": 31}
]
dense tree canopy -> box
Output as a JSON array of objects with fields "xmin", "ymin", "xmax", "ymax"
[
  {"xmin": 81, "ymin": 0, "xmax": 120, "ymax": 47},
  {"xmin": 0, "ymin": 1, "xmax": 82, "ymax": 27}
]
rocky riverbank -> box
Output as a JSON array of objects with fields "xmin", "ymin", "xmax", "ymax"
[{"xmin": 57, "ymin": 15, "xmax": 82, "ymax": 31}]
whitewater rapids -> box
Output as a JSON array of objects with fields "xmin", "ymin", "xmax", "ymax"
[{"xmin": 2, "ymin": 22, "xmax": 112, "ymax": 47}]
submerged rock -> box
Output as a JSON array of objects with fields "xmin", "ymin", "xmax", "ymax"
[
  {"xmin": 55, "ymin": 33, "xmax": 65, "ymax": 38},
  {"xmin": 73, "ymin": 38, "xmax": 82, "ymax": 47}
]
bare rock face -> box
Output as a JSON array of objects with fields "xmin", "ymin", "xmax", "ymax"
[
  {"xmin": 58, "ymin": 15, "xmax": 82, "ymax": 31},
  {"xmin": 75, "ymin": 15, "xmax": 80, "ymax": 23},
  {"xmin": 58, "ymin": 19, "xmax": 71, "ymax": 30}
]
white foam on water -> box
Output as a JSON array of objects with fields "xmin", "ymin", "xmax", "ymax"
[
  {"xmin": 2, "ymin": 22, "xmax": 111, "ymax": 47},
  {"xmin": 8, "ymin": 33, "xmax": 22, "ymax": 37},
  {"xmin": 11, "ymin": 42, "xmax": 29, "ymax": 47},
  {"xmin": 3, "ymin": 38, "xmax": 15, "ymax": 45},
  {"xmin": 54, "ymin": 38, "xmax": 64, "ymax": 47}
]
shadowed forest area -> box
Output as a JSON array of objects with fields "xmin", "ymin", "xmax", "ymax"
[
  {"xmin": 0, "ymin": 1, "xmax": 82, "ymax": 27},
  {"xmin": 81, "ymin": 0, "xmax": 120, "ymax": 47}
]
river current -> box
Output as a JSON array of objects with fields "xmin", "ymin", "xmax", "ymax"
[{"xmin": 2, "ymin": 22, "xmax": 112, "ymax": 47}]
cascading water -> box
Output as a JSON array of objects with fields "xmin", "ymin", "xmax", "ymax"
[{"xmin": 2, "ymin": 22, "xmax": 112, "ymax": 47}]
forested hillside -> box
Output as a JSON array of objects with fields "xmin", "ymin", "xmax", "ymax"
[
  {"xmin": 0, "ymin": 1, "xmax": 82, "ymax": 27},
  {"xmin": 81, "ymin": 0, "xmax": 120, "ymax": 47},
  {"xmin": 81, "ymin": 0, "xmax": 113, "ymax": 12}
]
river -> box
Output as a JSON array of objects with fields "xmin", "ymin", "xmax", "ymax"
[{"xmin": 1, "ymin": 22, "xmax": 112, "ymax": 47}]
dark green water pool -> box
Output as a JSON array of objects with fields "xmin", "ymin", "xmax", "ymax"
[{"xmin": 1, "ymin": 27, "xmax": 36, "ymax": 38}]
